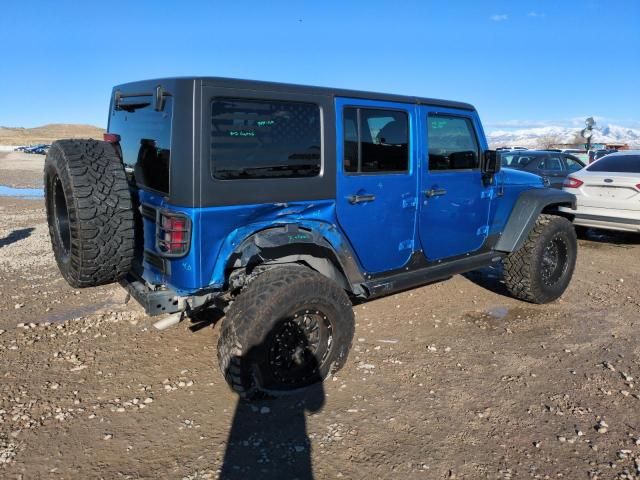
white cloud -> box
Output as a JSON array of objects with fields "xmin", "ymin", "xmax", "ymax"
[
  {"xmin": 527, "ymin": 11, "xmax": 545, "ymax": 18},
  {"xmin": 490, "ymin": 14, "xmax": 508, "ymax": 22}
]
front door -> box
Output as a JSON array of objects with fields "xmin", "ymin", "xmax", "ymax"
[
  {"xmin": 335, "ymin": 98, "xmax": 418, "ymax": 274},
  {"xmin": 418, "ymin": 108, "xmax": 493, "ymax": 261}
]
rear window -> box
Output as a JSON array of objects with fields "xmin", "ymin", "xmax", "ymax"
[
  {"xmin": 587, "ymin": 154, "xmax": 640, "ymax": 173},
  {"xmin": 108, "ymin": 93, "xmax": 172, "ymax": 194},
  {"xmin": 211, "ymin": 98, "xmax": 321, "ymax": 180},
  {"xmin": 500, "ymin": 153, "xmax": 541, "ymax": 168}
]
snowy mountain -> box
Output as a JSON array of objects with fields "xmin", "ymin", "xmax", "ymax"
[{"xmin": 487, "ymin": 124, "xmax": 640, "ymax": 148}]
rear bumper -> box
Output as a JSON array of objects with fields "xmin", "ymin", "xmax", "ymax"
[
  {"xmin": 120, "ymin": 274, "xmax": 184, "ymax": 316},
  {"xmin": 120, "ymin": 274, "xmax": 222, "ymax": 317},
  {"xmin": 560, "ymin": 205, "xmax": 640, "ymax": 232}
]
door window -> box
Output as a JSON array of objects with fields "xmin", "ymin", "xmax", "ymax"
[
  {"xmin": 343, "ymin": 107, "xmax": 409, "ymax": 173},
  {"xmin": 538, "ymin": 155, "xmax": 563, "ymax": 171},
  {"xmin": 564, "ymin": 156, "xmax": 584, "ymax": 172},
  {"xmin": 427, "ymin": 115, "xmax": 479, "ymax": 171}
]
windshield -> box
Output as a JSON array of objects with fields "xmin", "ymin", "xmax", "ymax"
[{"xmin": 587, "ymin": 154, "xmax": 640, "ymax": 173}]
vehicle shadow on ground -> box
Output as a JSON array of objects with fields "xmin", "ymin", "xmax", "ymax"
[
  {"xmin": 188, "ymin": 308, "xmax": 225, "ymax": 332},
  {"xmin": 0, "ymin": 227, "xmax": 34, "ymax": 248},
  {"xmin": 219, "ymin": 323, "xmax": 325, "ymax": 480},
  {"xmin": 577, "ymin": 227, "xmax": 640, "ymax": 246},
  {"xmin": 462, "ymin": 264, "xmax": 512, "ymax": 299}
]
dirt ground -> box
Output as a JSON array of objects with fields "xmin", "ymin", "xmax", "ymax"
[
  {"xmin": 1, "ymin": 158, "xmax": 640, "ymax": 479},
  {"xmin": 0, "ymin": 151, "xmax": 46, "ymax": 188}
]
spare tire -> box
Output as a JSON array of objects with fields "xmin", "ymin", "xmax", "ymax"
[{"xmin": 44, "ymin": 139, "xmax": 135, "ymax": 288}]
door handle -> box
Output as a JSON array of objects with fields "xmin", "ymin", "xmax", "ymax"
[
  {"xmin": 348, "ymin": 194, "xmax": 376, "ymax": 204},
  {"xmin": 425, "ymin": 188, "xmax": 447, "ymax": 198}
]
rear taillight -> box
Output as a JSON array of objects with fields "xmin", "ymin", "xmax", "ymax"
[
  {"xmin": 103, "ymin": 133, "xmax": 121, "ymax": 143},
  {"xmin": 563, "ymin": 177, "xmax": 584, "ymax": 188},
  {"xmin": 636, "ymin": 184, "xmax": 640, "ymax": 191},
  {"xmin": 157, "ymin": 212, "xmax": 190, "ymax": 256}
]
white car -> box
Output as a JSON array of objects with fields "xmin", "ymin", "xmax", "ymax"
[{"xmin": 560, "ymin": 151, "xmax": 640, "ymax": 233}]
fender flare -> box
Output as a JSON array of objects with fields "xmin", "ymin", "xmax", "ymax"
[
  {"xmin": 224, "ymin": 223, "xmax": 365, "ymax": 294},
  {"xmin": 494, "ymin": 188, "xmax": 576, "ymax": 253}
]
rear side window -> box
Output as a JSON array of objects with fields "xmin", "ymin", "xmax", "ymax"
[
  {"xmin": 211, "ymin": 98, "xmax": 321, "ymax": 180},
  {"xmin": 587, "ymin": 154, "xmax": 640, "ymax": 173},
  {"xmin": 343, "ymin": 107, "xmax": 409, "ymax": 173},
  {"xmin": 565, "ymin": 156, "xmax": 584, "ymax": 173},
  {"xmin": 109, "ymin": 93, "xmax": 172, "ymax": 194},
  {"xmin": 539, "ymin": 155, "xmax": 563, "ymax": 171},
  {"xmin": 427, "ymin": 115, "xmax": 479, "ymax": 171}
]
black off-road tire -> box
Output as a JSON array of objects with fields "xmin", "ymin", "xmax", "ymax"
[
  {"xmin": 44, "ymin": 139, "xmax": 135, "ymax": 288},
  {"xmin": 217, "ymin": 265, "xmax": 355, "ymax": 400},
  {"xmin": 503, "ymin": 214, "xmax": 577, "ymax": 304}
]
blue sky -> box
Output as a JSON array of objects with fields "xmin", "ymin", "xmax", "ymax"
[{"xmin": 1, "ymin": 0, "xmax": 638, "ymax": 130}]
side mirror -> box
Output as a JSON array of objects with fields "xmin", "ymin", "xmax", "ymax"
[{"xmin": 482, "ymin": 150, "xmax": 501, "ymax": 177}]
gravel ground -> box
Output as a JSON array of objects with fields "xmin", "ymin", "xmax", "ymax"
[
  {"xmin": 1, "ymin": 188, "xmax": 640, "ymax": 478},
  {"xmin": 0, "ymin": 151, "xmax": 45, "ymax": 188}
]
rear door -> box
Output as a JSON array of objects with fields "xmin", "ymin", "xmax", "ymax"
[
  {"xmin": 335, "ymin": 98, "xmax": 418, "ymax": 274},
  {"xmin": 418, "ymin": 108, "xmax": 493, "ymax": 260},
  {"xmin": 538, "ymin": 154, "xmax": 566, "ymax": 188}
]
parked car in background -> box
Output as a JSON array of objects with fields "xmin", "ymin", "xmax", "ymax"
[
  {"xmin": 496, "ymin": 146, "xmax": 528, "ymax": 151},
  {"xmin": 24, "ymin": 144, "xmax": 50, "ymax": 155},
  {"xmin": 23, "ymin": 144, "xmax": 43, "ymax": 154},
  {"xmin": 561, "ymin": 151, "xmax": 640, "ymax": 233},
  {"xmin": 588, "ymin": 149, "xmax": 617, "ymax": 164},
  {"xmin": 500, "ymin": 150, "xmax": 585, "ymax": 188},
  {"xmin": 561, "ymin": 149, "xmax": 589, "ymax": 164},
  {"xmin": 32, "ymin": 145, "xmax": 50, "ymax": 155}
]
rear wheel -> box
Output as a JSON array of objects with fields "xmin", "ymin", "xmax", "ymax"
[
  {"xmin": 217, "ymin": 265, "xmax": 355, "ymax": 400},
  {"xmin": 44, "ymin": 139, "xmax": 135, "ymax": 288},
  {"xmin": 503, "ymin": 214, "xmax": 577, "ymax": 304}
]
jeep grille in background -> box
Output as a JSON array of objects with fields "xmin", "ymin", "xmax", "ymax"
[
  {"xmin": 210, "ymin": 98, "xmax": 321, "ymax": 180},
  {"xmin": 156, "ymin": 211, "xmax": 190, "ymax": 257}
]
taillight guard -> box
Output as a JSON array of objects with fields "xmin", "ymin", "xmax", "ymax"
[{"xmin": 156, "ymin": 211, "xmax": 191, "ymax": 257}]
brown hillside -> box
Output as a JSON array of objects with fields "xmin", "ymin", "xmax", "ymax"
[{"xmin": 0, "ymin": 124, "xmax": 105, "ymax": 145}]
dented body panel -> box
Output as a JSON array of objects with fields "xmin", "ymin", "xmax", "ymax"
[{"xmin": 138, "ymin": 191, "xmax": 363, "ymax": 295}]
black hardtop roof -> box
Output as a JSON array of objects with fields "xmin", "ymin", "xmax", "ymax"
[{"xmin": 114, "ymin": 76, "xmax": 476, "ymax": 111}]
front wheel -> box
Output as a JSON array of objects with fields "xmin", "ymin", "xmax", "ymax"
[
  {"xmin": 503, "ymin": 214, "xmax": 577, "ymax": 304},
  {"xmin": 217, "ymin": 265, "xmax": 355, "ymax": 400}
]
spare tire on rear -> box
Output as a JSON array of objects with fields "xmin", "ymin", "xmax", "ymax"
[{"xmin": 44, "ymin": 139, "xmax": 135, "ymax": 288}]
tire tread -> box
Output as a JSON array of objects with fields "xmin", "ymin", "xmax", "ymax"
[{"xmin": 45, "ymin": 139, "xmax": 135, "ymax": 287}]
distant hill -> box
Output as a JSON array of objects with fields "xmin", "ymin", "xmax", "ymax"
[
  {"xmin": 488, "ymin": 124, "xmax": 640, "ymax": 149},
  {"xmin": 0, "ymin": 124, "xmax": 105, "ymax": 146}
]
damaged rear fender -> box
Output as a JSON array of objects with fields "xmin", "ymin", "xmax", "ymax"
[{"xmin": 210, "ymin": 221, "xmax": 366, "ymax": 294}]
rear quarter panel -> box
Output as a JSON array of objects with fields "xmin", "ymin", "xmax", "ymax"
[{"xmin": 138, "ymin": 193, "xmax": 350, "ymax": 294}]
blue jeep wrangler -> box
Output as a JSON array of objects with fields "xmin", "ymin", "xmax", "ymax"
[{"xmin": 44, "ymin": 77, "xmax": 577, "ymax": 398}]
